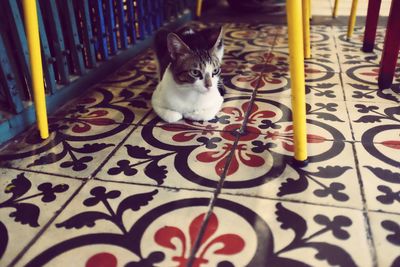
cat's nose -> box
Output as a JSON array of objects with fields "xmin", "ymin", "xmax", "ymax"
[{"xmin": 204, "ymin": 73, "xmax": 212, "ymax": 89}]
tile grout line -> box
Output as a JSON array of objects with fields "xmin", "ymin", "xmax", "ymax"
[
  {"xmin": 351, "ymin": 142, "xmax": 378, "ymax": 267},
  {"xmin": 7, "ymin": 110, "xmax": 153, "ymax": 266},
  {"xmin": 239, "ymin": 34, "xmax": 279, "ymax": 134},
  {"xmin": 187, "ymin": 134, "xmax": 242, "ymax": 267},
  {"xmin": 89, "ymin": 109, "xmax": 154, "ymax": 179},
  {"xmin": 0, "ymin": 165, "xmax": 87, "ymax": 181},
  {"xmin": 187, "ymin": 33, "xmax": 280, "ymax": 266},
  {"xmin": 8, "ymin": 179, "xmax": 88, "ymax": 267}
]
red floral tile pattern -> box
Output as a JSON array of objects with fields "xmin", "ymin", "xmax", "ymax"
[{"xmin": 0, "ymin": 21, "xmax": 398, "ymax": 267}]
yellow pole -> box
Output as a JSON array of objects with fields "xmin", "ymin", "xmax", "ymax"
[
  {"xmin": 196, "ymin": 0, "xmax": 203, "ymax": 17},
  {"xmin": 22, "ymin": 0, "xmax": 49, "ymax": 139},
  {"xmin": 333, "ymin": 0, "xmax": 339, "ymax": 18},
  {"xmin": 347, "ymin": 0, "xmax": 358, "ymax": 40},
  {"xmin": 286, "ymin": 0, "xmax": 308, "ymax": 164},
  {"xmin": 303, "ymin": 0, "xmax": 311, "ymax": 59},
  {"xmin": 308, "ymin": 0, "xmax": 312, "ymax": 20}
]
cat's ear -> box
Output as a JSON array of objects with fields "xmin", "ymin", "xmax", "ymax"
[
  {"xmin": 207, "ymin": 26, "xmax": 224, "ymax": 60},
  {"xmin": 208, "ymin": 26, "xmax": 224, "ymax": 50},
  {"xmin": 167, "ymin": 33, "xmax": 191, "ymax": 60}
]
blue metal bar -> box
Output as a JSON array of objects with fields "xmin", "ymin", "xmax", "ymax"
[
  {"xmin": 58, "ymin": 0, "xmax": 86, "ymax": 75},
  {"xmin": 126, "ymin": 0, "xmax": 137, "ymax": 44},
  {"xmin": 0, "ymin": 32, "xmax": 24, "ymax": 113},
  {"xmin": 116, "ymin": 0, "xmax": 128, "ymax": 49},
  {"xmin": 144, "ymin": 0, "xmax": 153, "ymax": 35},
  {"xmin": 37, "ymin": 0, "xmax": 57, "ymax": 94},
  {"xmin": 91, "ymin": 0, "xmax": 108, "ymax": 60},
  {"xmin": 42, "ymin": 0, "xmax": 69, "ymax": 84},
  {"xmin": 136, "ymin": 0, "xmax": 146, "ymax": 40},
  {"xmin": 77, "ymin": 0, "xmax": 97, "ymax": 68},
  {"xmin": 104, "ymin": 0, "xmax": 118, "ymax": 54},
  {"xmin": 5, "ymin": 0, "xmax": 32, "ymax": 94}
]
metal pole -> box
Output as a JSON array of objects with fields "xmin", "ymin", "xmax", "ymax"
[{"xmin": 22, "ymin": 0, "xmax": 49, "ymax": 139}]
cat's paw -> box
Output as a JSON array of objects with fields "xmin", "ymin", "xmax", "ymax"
[
  {"xmin": 159, "ymin": 109, "xmax": 183, "ymax": 123},
  {"xmin": 184, "ymin": 110, "xmax": 216, "ymax": 122}
]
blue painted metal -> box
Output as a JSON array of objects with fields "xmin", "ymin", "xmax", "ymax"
[
  {"xmin": 116, "ymin": 0, "xmax": 128, "ymax": 49},
  {"xmin": 91, "ymin": 0, "xmax": 108, "ymax": 60},
  {"xmin": 126, "ymin": 0, "xmax": 137, "ymax": 44},
  {"xmin": 58, "ymin": 0, "xmax": 86, "ymax": 75},
  {"xmin": 136, "ymin": 0, "xmax": 147, "ymax": 40},
  {"xmin": 104, "ymin": 0, "xmax": 118, "ymax": 54},
  {"xmin": 77, "ymin": 0, "xmax": 97, "ymax": 68},
  {"xmin": 42, "ymin": 0, "xmax": 70, "ymax": 84},
  {"xmin": 0, "ymin": 0, "xmax": 194, "ymax": 145},
  {"xmin": 144, "ymin": 0, "xmax": 154, "ymax": 35},
  {"xmin": 5, "ymin": 0, "xmax": 32, "ymax": 98},
  {"xmin": 0, "ymin": 32, "xmax": 24, "ymax": 113},
  {"xmin": 37, "ymin": 0, "xmax": 57, "ymax": 94}
]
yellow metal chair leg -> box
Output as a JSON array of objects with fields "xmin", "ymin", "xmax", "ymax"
[
  {"xmin": 303, "ymin": 0, "xmax": 311, "ymax": 59},
  {"xmin": 196, "ymin": 0, "xmax": 203, "ymax": 17},
  {"xmin": 286, "ymin": 0, "xmax": 308, "ymax": 166},
  {"xmin": 347, "ymin": 0, "xmax": 358, "ymax": 40},
  {"xmin": 22, "ymin": 0, "xmax": 49, "ymax": 139},
  {"xmin": 333, "ymin": 0, "xmax": 339, "ymax": 18}
]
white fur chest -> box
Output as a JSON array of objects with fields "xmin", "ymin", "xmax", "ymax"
[{"xmin": 151, "ymin": 66, "xmax": 223, "ymax": 123}]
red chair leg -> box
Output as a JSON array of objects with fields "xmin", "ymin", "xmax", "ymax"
[
  {"xmin": 362, "ymin": 0, "xmax": 382, "ymax": 52},
  {"xmin": 378, "ymin": 0, "xmax": 400, "ymax": 89}
]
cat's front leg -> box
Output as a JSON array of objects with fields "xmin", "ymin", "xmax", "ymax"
[
  {"xmin": 184, "ymin": 107, "xmax": 218, "ymax": 121},
  {"xmin": 153, "ymin": 106, "xmax": 183, "ymax": 123}
]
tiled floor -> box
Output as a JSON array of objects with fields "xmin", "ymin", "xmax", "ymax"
[{"xmin": 1, "ymin": 14, "xmax": 400, "ymax": 267}]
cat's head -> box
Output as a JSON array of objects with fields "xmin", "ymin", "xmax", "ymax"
[{"xmin": 167, "ymin": 26, "xmax": 224, "ymax": 93}]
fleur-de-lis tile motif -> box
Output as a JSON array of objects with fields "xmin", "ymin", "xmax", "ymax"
[{"xmin": 154, "ymin": 212, "xmax": 245, "ymax": 267}]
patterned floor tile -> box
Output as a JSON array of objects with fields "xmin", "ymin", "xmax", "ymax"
[
  {"xmin": 100, "ymin": 49, "xmax": 158, "ymax": 88},
  {"xmin": 347, "ymin": 101, "xmax": 400, "ymax": 142},
  {"xmin": 272, "ymin": 26, "xmax": 340, "ymax": 73},
  {"xmin": 0, "ymin": 120, "xmax": 137, "ymax": 179},
  {"xmin": 96, "ymin": 124, "xmax": 238, "ymax": 190},
  {"xmin": 220, "ymin": 129, "xmax": 363, "ymax": 208},
  {"xmin": 249, "ymin": 96, "xmax": 353, "ymax": 141},
  {"xmin": 369, "ymin": 212, "xmax": 400, "ymax": 267},
  {"xmin": 355, "ymin": 142, "xmax": 400, "ymax": 213},
  {"xmin": 52, "ymin": 85, "xmax": 153, "ymax": 125},
  {"xmin": 0, "ymin": 169, "xmax": 81, "ymax": 266},
  {"xmin": 335, "ymin": 26, "xmax": 387, "ymax": 55},
  {"xmin": 17, "ymin": 181, "xmax": 214, "ymax": 267},
  {"xmin": 255, "ymin": 66, "xmax": 344, "ymax": 101},
  {"xmin": 209, "ymin": 195, "xmax": 373, "ymax": 266},
  {"xmin": 342, "ymin": 65, "xmax": 400, "ymax": 103}
]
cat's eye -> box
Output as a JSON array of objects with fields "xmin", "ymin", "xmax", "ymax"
[
  {"xmin": 189, "ymin": 69, "xmax": 202, "ymax": 78},
  {"xmin": 212, "ymin": 67, "xmax": 221, "ymax": 76}
]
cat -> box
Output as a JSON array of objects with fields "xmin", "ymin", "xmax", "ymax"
[{"xmin": 151, "ymin": 26, "xmax": 225, "ymax": 123}]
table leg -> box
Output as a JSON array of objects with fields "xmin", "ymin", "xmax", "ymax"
[
  {"xmin": 362, "ymin": 0, "xmax": 382, "ymax": 52},
  {"xmin": 286, "ymin": 0, "xmax": 308, "ymax": 166},
  {"xmin": 378, "ymin": 0, "xmax": 400, "ymax": 89}
]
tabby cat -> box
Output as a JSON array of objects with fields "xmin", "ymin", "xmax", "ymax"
[{"xmin": 151, "ymin": 26, "xmax": 225, "ymax": 123}]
